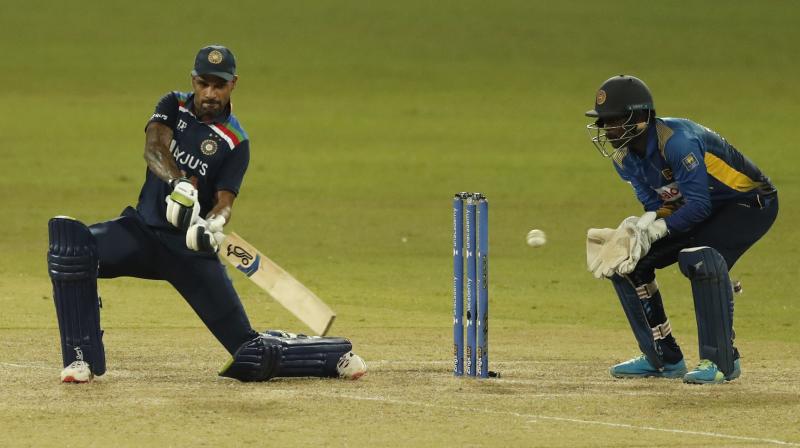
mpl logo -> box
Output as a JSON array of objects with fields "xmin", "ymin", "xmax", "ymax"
[{"xmin": 655, "ymin": 182, "xmax": 683, "ymax": 202}]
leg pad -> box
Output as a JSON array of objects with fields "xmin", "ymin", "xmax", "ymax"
[
  {"xmin": 219, "ymin": 332, "xmax": 352, "ymax": 382},
  {"xmin": 48, "ymin": 217, "xmax": 106, "ymax": 376},
  {"xmin": 611, "ymin": 275, "xmax": 663, "ymax": 369},
  {"xmin": 678, "ymin": 246, "xmax": 735, "ymax": 376}
]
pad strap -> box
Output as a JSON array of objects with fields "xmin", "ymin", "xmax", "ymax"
[
  {"xmin": 635, "ymin": 280, "xmax": 658, "ymax": 299},
  {"xmin": 651, "ymin": 319, "xmax": 672, "ymax": 340}
]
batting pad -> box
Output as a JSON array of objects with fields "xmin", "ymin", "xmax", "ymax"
[
  {"xmin": 48, "ymin": 217, "xmax": 106, "ymax": 375},
  {"xmin": 678, "ymin": 247, "xmax": 735, "ymax": 377},
  {"xmin": 220, "ymin": 333, "xmax": 352, "ymax": 381},
  {"xmin": 278, "ymin": 335, "xmax": 352, "ymax": 377},
  {"xmin": 611, "ymin": 275, "xmax": 663, "ymax": 370}
]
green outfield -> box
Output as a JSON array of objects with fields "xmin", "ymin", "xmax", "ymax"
[{"xmin": 2, "ymin": 1, "xmax": 799, "ymax": 446}]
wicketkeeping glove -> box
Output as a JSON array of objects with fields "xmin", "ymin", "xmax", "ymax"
[
  {"xmin": 186, "ymin": 215, "xmax": 226, "ymax": 253},
  {"xmin": 165, "ymin": 178, "xmax": 200, "ymax": 231},
  {"xmin": 586, "ymin": 216, "xmax": 640, "ymax": 279},
  {"xmin": 632, "ymin": 211, "xmax": 669, "ymax": 256}
]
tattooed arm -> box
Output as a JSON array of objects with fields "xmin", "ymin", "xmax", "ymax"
[{"xmin": 144, "ymin": 121, "xmax": 182, "ymax": 183}]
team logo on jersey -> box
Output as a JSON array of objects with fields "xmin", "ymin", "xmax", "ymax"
[
  {"xmin": 661, "ymin": 168, "xmax": 673, "ymax": 180},
  {"xmin": 208, "ymin": 50, "xmax": 224, "ymax": 64},
  {"xmin": 200, "ymin": 139, "xmax": 218, "ymax": 156},
  {"xmin": 682, "ymin": 152, "xmax": 699, "ymax": 171},
  {"xmin": 596, "ymin": 89, "xmax": 607, "ymax": 105}
]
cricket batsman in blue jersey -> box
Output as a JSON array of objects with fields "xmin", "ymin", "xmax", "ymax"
[
  {"xmin": 47, "ymin": 45, "xmax": 366, "ymax": 383},
  {"xmin": 585, "ymin": 75, "xmax": 778, "ymax": 384}
]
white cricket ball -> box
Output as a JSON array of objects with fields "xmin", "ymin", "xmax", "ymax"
[{"xmin": 526, "ymin": 229, "xmax": 547, "ymax": 247}]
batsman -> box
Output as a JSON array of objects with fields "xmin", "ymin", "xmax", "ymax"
[
  {"xmin": 46, "ymin": 45, "xmax": 366, "ymax": 383},
  {"xmin": 584, "ymin": 75, "xmax": 778, "ymax": 384}
]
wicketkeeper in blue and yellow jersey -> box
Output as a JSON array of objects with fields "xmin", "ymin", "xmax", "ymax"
[{"xmin": 584, "ymin": 75, "xmax": 778, "ymax": 384}]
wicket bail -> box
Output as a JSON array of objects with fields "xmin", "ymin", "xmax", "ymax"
[{"xmin": 453, "ymin": 192, "xmax": 490, "ymax": 378}]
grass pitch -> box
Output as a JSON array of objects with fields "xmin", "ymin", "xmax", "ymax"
[{"xmin": 2, "ymin": 1, "xmax": 799, "ymax": 446}]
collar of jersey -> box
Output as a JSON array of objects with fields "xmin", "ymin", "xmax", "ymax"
[
  {"xmin": 184, "ymin": 93, "xmax": 232, "ymax": 124},
  {"xmin": 643, "ymin": 121, "xmax": 660, "ymax": 158}
]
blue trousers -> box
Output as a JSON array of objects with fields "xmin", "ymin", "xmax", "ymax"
[
  {"xmin": 627, "ymin": 193, "xmax": 779, "ymax": 285},
  {"xmin": 89, "ymin": 207, "xmax": 255, "ymax": 354}
]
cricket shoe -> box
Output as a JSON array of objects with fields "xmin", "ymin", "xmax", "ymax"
[
  {"xmin": 609, "ymin": 354, "xmax": 687, "ymax": 379},
  {"xmin": 683, "ymin": 359, "xmax": 741, "ymax": 384},
  {"xmin": 61, "ymin": 361, "xmax": 93, "ymax": 383},
  {"xmin": 337, "ymin": 351, "xmax": 367, "ymax": 380}
]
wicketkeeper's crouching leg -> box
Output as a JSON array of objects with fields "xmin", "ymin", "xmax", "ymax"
[
  {"xmin": 679, "ymin": 246, "xmax": 740, "ymax": 384},
  {"xmin": 219, "ymin": 331, "xmax": 367, "ymax": 381}
]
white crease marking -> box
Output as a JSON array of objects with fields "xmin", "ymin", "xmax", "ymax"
[{"xmin": 315, "ymin": 392, "xmax": 799, "ymax": 447}]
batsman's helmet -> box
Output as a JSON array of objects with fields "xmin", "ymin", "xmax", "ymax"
[{"xmin": 585, "ymin": 75, "xmax": 654, "ymax": 157}]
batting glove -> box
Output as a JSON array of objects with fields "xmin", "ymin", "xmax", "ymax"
[
  {"xmin": 186, "ymin": 215, "xmax": 226, "ymax": 253},
  {"xmin": 165, "ymin": 178, "xmax": 200, "ymax": 231}
]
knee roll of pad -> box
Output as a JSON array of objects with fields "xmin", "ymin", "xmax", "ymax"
[
  {"xmin": 218, "ymin": 335, "xmax": 283, "ymax": 382},
  {"xmin": 678, "ymin": 246, "xmax": 735, "ymax": 376},
  {"xmin": 48, "ymin": 217, "xmax": 106, "ymax": 375},
  {"xmin": 219, "ymin": 333, "xmax": 353, "ymax": 381}
]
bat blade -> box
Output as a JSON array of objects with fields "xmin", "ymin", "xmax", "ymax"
[{"xmin": 221, "ymin": 232, "xmax": 336, "ymax": 336}]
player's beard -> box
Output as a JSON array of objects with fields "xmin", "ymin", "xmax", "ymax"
[{"xmin": 197, "ymin": 100, "xmax": 223, "ymax": 120}]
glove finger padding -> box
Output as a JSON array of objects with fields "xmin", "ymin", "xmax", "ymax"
[
  {"xmin": 186, "ymin": 222, "xmax": 219, "ymax": 253},
  {"xmin": 587, "ymin": 218, "xmax": 648, "ymax": 279},
  {"xmin": 586, "ymin": 228, "xmax": 616, "ymax": 272},
  {"xmin": 636, "ymin": 211, "xmax": 657, "ymax": 229},
  {"xmin": 205, "ymin": 214, "xmax": 226, "ymax": 233},
  {"xmin": 165, "ymin": 180, "xmax": 200, "ymax": 231}
]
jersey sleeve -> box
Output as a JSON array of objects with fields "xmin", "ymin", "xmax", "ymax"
[
  {"xmin": 662, "ymin": 135, "xmax": 712, "ymax": 232},
  {"xmin": 613, "ymin": 162, "xmax": 662, "ymax": 212},
  {"xmin": 146, "ymin": 92, "xmax": 179, "ymax": 130},
  {"xmin": 215, "ymin": 140, "xmax": 250, "ymax": 195}
]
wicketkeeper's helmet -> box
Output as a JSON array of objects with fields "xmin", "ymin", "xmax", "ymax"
[{"xmin": 585, "ymin": 75, "xmax": 654, "ymax": 157}]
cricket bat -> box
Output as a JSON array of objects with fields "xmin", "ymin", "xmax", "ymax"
[{"xmin": 220, "ymin": 232, "xmax": 336, "ymax": 336}]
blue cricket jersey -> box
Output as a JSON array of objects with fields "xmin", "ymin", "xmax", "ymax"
[
  {"xmin": 611, "ymin": 118, "xmax": 775, "ymax": 233},
  {"xmin": 138, "ymin": 91, "xmax": 250, "ymax": 229}
]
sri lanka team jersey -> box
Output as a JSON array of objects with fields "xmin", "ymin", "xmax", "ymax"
[
  {"xmin": 137, "ymin": 91, "xmax": 250, "ymax": 229},
  {"xmin": 612, "ymin": 118, "xmax": 775, "ymax": 233}
]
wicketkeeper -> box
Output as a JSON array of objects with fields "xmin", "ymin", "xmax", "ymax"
[
  {"xmin": 584, "ymin": 75, "xmax": 778, "ymax": 384},
  {"xmin": 47, "ymin": 45, "xmax": 366, "ymax": 383}
]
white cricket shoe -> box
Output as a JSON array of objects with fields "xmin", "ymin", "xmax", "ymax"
[
  {"xmin": 337, "ymin": 351, "xmax": 367, "ymax": 380},
  {"xmin": 61, "ymin": 361, "xmax": 93, "ymax": 383}
]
